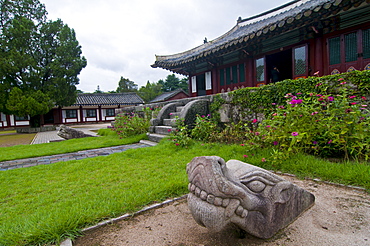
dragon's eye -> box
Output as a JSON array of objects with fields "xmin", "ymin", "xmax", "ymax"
[
  {"xmin": 240, "ymin": 170, "xmax": 281, "ymax": 193},
  {"xmin": 246, "ymin": 180, "xmax": 266, "ymax": 193}
]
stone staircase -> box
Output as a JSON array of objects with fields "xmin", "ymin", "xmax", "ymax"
[
  {"xmin": 142, "ymin": 99, "xmax": 210, "ymax": 145},
  {"xmin": 147, "ymin": 105, "xmax": 184, "ymax": 143}
]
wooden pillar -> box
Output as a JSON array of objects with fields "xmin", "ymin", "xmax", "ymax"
[
  {"xmin": 98, "ymin": 105, "xmax": 102, "ymax": 122},
  {"xmin": 79, "ymin": 106, "xmax": 84, "ymax": 123}
]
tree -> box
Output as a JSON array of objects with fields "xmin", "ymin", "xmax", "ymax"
[
  {"xmin": 138, "ymin": 81, "xmax": 162, "ymax": 103},
  {"xmin": 0, "ymin": 0, "xmax": 86, "ymax": 126},
  {"xmin": 158, "ymin": 74, "xmax": 188, "ymax": 92},
  {"xmin": 116, "ymin": 76, "xmax": 138, "ymax": 93}
]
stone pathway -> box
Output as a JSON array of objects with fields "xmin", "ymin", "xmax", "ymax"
[{"xmin": 0, "ymin": 143, "xmax": 149, "ymax": 171}]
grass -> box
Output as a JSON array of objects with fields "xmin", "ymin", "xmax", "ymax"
[
  {"xmin": 0, "ymin": 139, "xmax": 369, "ymax": 245},
  {"xmin": 0, "ymin": 133, "xmax": 147, "ymax": 162}
]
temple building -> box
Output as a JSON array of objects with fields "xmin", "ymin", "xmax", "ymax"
[{"xmin": 152, "ymin": 0, "xmax": 370, "ymax": 97}]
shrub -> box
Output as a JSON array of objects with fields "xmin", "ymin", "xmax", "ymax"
[
  {"xmin": 169, "ymin": 117, "xmax": 192, "ymax": 147},
  {"xmin": 253, "ymin": 81, "xmax": 370, "ymax": 160},
  {"xmin": 190, "ymin": 114, "xmax": 217, "ymax": 141},
  {"xmin": 113, "ymin": 112, "xmax": 150, "ymax": 138}
]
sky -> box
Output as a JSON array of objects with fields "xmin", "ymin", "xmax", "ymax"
[{"xmin": 41, "ymin": 0, "xmax": 291, "ymax": 93}]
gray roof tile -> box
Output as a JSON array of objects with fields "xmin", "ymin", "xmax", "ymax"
[{"xmin": 73, "ymin": 93, "xmax": 144, "ymax": 106}]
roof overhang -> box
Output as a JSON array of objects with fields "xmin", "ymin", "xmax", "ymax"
[{"xmin": 151, "ymin": 0, "xmax": 370, "ymax": 75}]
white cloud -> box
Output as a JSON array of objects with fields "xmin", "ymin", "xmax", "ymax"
[{"xmin": 41, "ymin": 0, "xmax": 290, "ymax": 92}]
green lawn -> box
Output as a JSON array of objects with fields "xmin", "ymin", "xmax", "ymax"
[
  {"xmin": 0, "ymin": 139, "xmax": 369, "ymax": 245},
  {"xmin": 0, "ymin": 133, "xmax": 146, "ymax": 162}
]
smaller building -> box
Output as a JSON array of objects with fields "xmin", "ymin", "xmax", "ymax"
[
  {"xmin": 0, "ymin": 93, "xmax": 144, "ymax": 129},
  {"xmin": 150, "ymin": 89, "xmax": 189, "ymax": 103}
]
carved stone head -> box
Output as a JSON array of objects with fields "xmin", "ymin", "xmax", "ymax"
[{"xmin": 186, "ymin": 156, "xmax": 315, "ymax": 239}]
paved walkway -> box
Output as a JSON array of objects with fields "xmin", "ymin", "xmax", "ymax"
[
  {"xmin": 0, "ymin": 143, "xmax": 149, "ymax": 171},
  {"xmin": 1, "ymin": 124, "xmax": 153, "ymax": 171},
  {"xmin": 30, "ymin": 123, "xmax": 111, "ymax": 144}
]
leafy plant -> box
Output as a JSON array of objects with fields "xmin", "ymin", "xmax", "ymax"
[
  {"xmin": 113, "ymin": 110, "xmax": 152, "ymax": 138},
  {"xmin": 253, "ymin": 81, "xmax": 370, "ymax": 160}
]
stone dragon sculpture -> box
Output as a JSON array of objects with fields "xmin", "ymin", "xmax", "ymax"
[{"xmin": 187, "ymin": 156, "xmax": 315, "ymax": 239}]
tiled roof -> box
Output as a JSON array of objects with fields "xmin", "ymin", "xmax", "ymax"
[
  {"xmin": 152, "ymin": 0, "xmax": 368, "ymax": 73},
  {"xmin": 73, "ymin": 93, "xmax": 144, "ymax": 106},
  {"xmin": 150, "ymin": 89, "xmax": 189, "ymax": 103}
]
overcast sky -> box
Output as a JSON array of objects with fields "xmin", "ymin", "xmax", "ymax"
[{"xmin": 41, "ymin": 0, "xmax": 290, "ymax": 93}]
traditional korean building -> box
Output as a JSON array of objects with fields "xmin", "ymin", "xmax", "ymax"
[
  {"xmin": 0, "ymin": 93, "xmax": 144, "ymax": 129},
  {"xmin": 149, "ymin": 88, "xmax": 189, "ymax": 103},
  {"xmin": 152, "ymin": 0, "xmax": 370, "ymax": 97}
]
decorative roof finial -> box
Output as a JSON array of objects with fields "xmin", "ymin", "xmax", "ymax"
[
  {"xmin": 237, "ymin": 16, "xmax": 242, "ymax": 23},
  {"xmin": 204, "ymin": 37, "xmax": 208, "ymax": 44}
]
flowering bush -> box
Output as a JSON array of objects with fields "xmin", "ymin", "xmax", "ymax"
[
  {"xmin": 113, "ymin": 111, "xmax": 151, "ymax": 138},
  {"xmin": 169, "ymin": 116, "xmax": 192, "ymax": 147},
  {"xmin": 190, "ymin": 114, "xmax": 217, "ymax": 141},
  {"xmin": 253, "ymin": 82, "xmax": 369, "ymax": 160}
]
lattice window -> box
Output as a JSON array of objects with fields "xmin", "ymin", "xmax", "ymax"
[
  {"xmin": 86, "ymin": 109, "xmax": 96, "ymax": 117},
  {"xmin": 219, "ymin": 69, "xmax": 225, "ymax": 86},
  {"xmin": 363, "ymin": 29, "xmax": 370, "ymax": 59},
  {"xmin": 294, "ymin": 46, "xmax": 306, "ymax": 75},
  {"xmin": 66, "ymin": 110, "xmax": 77, "ymax": 118},
  {"xmin": 239, "ymin": 63, "xmax": 245, "ymax": 82},
  {"xmin": 232, "ymin": 65, "xmax": 238, "ymax": 83},
  {"xmin": 226, "ymin": 67, "xmax": 231, "ymax": 85},
  {"xmin": 329, "ymin": 37, "xmax": 341, "ymax": 65},
  {"xmin": 345, "ymin": 32, "xmax": 357, "ymax": 62},
  {"xmin": 106, "ymin": 109, "xmax": 115, "ymax": 117},
  {"xmin": 256, "ymin": 58, "xmax": 265, "ymax": 82}
]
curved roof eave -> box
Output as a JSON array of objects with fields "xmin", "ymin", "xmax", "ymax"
[{"xmin": 151, "ymin": 0, "xmax": 344, "ymax": 70}]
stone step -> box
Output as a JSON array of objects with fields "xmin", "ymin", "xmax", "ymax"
[
  {"xmin": 176, "ymin": 106, "xmax": 184, "ymax": 112},
  {"xmin": 147, "ymin": 133, "xmax": 167, "ymax": 143},
  {"xmin": 163, "ymin": 118, "xmax": 177, "ymax": 127},
  {"xmin": 139, "ymin": 140, "xmax": 158, "ymax": 146},
  {"xmin": 154, "ymin": 126, "xmax": 175, "ymax": 135},
  {"xmin": 169, "ymin": 112, "xmax": 181, "ymax": 119}
]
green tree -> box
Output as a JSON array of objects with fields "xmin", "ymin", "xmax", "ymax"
[
  {"xmin": 0, "ymin": 0, "xmax": 86, "ymax": 126},
  {"xmin": 138, "ymin": 81, "xmax": 162, "ymax": 103},
  {"xmin": 158, "ymin": 74, "xmax": 188, "ymax": 92},
  {"xmin": 116, "ymin": 76, "xmax": 138, "ymax": 92}
]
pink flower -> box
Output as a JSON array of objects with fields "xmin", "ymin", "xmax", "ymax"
[
  {"xmin": 291, "ymin": 132, "xmax": 299, "ymax": 136},
  {"xmin": 289, "ymin": 99, "xmax": 303, "ymax": 105},
  {"xmin": 361, "ymin": 96, "xmax": 367, "ymax": 100},
  {"xmin": 338, "ymin": 78, "xmax": 344, "ymax": 81},
  {"xmin": 327, "ymin": 140, "xmax": 333, "ymax": 144},
  {"xmin": 272, "ymin": 103, "xmax": 276, "ymax": 105},
  {"xmin": 361, "ymin": 105, "xmax": 367, "ymax": 107},
  {"xmin": 175, "ymin": 143, "xmax": 180, "ymax": 146},
  {"xmin": 240, "ymin": 144, "xmax": 245, "ymax": 146},
  {"xmin": 340, "ymin": 81, "xmax": 347, "ymax": 85},
  {"xmin": 328, "ymin": 96, "xmax": 334, "ymax": 101},
  {"xmin": 273, "ymin": 141, "xmax": 279, "ymax": 145},
  {"xmin": 261, "ymin": 158, "xmax": 266, "ymax": 162},
  {"xmin": 315, "ymin": 83, "xmax": 322, "ymax": 87},
  {"xmin": 266, "ymin": 125, "xmax": 271, "ymax": 128},
  {"xmin": 349, "ymin": 95, "xmax": 356, "ymax": 99},
  {"xmin": 243, "ymin": 155, "xmax": 248, "ymax": 158},
  {"xmin": 252, "ymin": 119, "xmax": 258, "ymax": 123},
  {"xmin": 351, "ymin": 102, "xmax": 357, "ymax": 105},
  {"xmin": 314, "ymin": 71, "xmax": 320, "ymax": 76},
  {"xmin": 255, "ymin": 132, "xmax": 260, "ymax": 136},
  {"xmin": 272, "ymin": 113, "xmax": 277, "ymax": 116}
]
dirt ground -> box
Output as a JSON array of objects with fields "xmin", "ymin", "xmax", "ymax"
[
  {"xmin": 0, "ymin": 133, "xmax": 35, "ymax": 147},
  {"xmin": 74, "ymin": 175, "xmax": 370, "ymax": 246}
]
